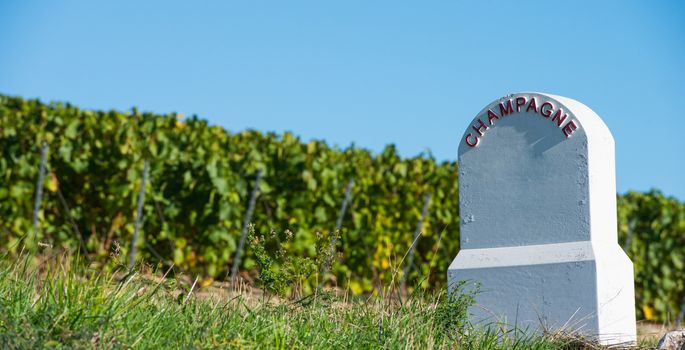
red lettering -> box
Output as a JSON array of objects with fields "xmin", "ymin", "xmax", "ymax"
[
  {"xmin": 540, "ymin": 102, "xmax": 554, "ymax": 118},
  {"xmin": 562, "ymin": 120, "xmax": 578, "ymax": 138},
  {"xmin": 526, "ymin": 97, "xmax": 538, "ymax": 113},
  {"xmin": 515, "ymin": 97, "xmax": 527, "ymax": 112},
  {"xmin": 499, "ymin": 100, "xmax": 514, "ymax": 116},
  {"xmin": 465, "ymin": 133, "xmax": 479, "ymax": 147},
  {"xmin": 551, "ymin": 109, "xmax": 568, "ymax": 127},
  {"xmin": 486, "ymin": 110, "xmax": 500, "ymax": 125},
  {"xmin": 472, "ymin": 119, "xmax": 489, "ymax": 136}
]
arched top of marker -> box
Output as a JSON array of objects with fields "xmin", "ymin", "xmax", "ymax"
[
  {"xmin": 458, "ymin": 92, "xmax": 613, "ymax": 155},
  {"xmin": 456, "ymin": 92, "xmax": 618, "ymax": 248}
]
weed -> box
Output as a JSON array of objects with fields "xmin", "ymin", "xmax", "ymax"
[
  {"xmin": 433, "ymin": 280, "xmax": 477, "ymax": 343},
  {"xmin": 247, "ymin": 225, "xmax": 322, "ymax": 298}
]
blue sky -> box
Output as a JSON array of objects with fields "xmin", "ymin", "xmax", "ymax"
[{"xmin": 1, "ymin": 1, "xmax": 683, "ymax": 199}]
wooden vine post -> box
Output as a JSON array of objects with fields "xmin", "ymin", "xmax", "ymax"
[
  {"xmin": 32, "ymin": 141, "xmax": 49, "ymax": 231},
  {"xmin": 128, "ymin": 159, "xmax": 149, "ymax": 270},
  {"xmin": 230, "ymin": 168, "xmax": 263, "ymax": 284},
  {"xmin": 401, "ymin": 191, "xmax": 431, "ymax": 292},
  {"xmin": 319, "ymin": 178, "xmax": 354, "ymax": 288}
]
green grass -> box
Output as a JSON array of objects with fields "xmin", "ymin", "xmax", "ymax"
[{"xmin": 0, "ymin": 252, "xmax": 652, "ymax": 349}]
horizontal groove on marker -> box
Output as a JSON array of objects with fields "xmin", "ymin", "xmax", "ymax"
[{"xmin": 450, "ymin": 241, "xmax": 597, "ymax": 269}]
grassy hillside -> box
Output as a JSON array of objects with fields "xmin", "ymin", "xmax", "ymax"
[{"xmin": 0, "ymin": 252, "xmax": 657, "ymax": 349}]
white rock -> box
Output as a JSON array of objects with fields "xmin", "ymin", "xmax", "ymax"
[
  {"xmin": 447, "ymin": 92, "xmax": 637, "ymax": 345},
  {"xmin": 658, "ymin": 330, "xmax": 685, "ymax": 350}
]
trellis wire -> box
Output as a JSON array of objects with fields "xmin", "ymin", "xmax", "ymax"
[{"xmin": 55, "ymin": 183, "xmax": 89, "ymax": 257}]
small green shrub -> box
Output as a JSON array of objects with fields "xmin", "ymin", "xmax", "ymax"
[{"xmin": 248, "ymin": 225, "xmax": 341, "ymax": 298}]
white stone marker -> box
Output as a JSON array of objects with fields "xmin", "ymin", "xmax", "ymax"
[{"xmin": 447, "ymin": 92, "xmax": 636, "ymax": 345}]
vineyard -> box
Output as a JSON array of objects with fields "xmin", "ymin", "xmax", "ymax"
[{"xmin": 0, "ymin": 94, "xmax": 684, "ymax": 322}]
